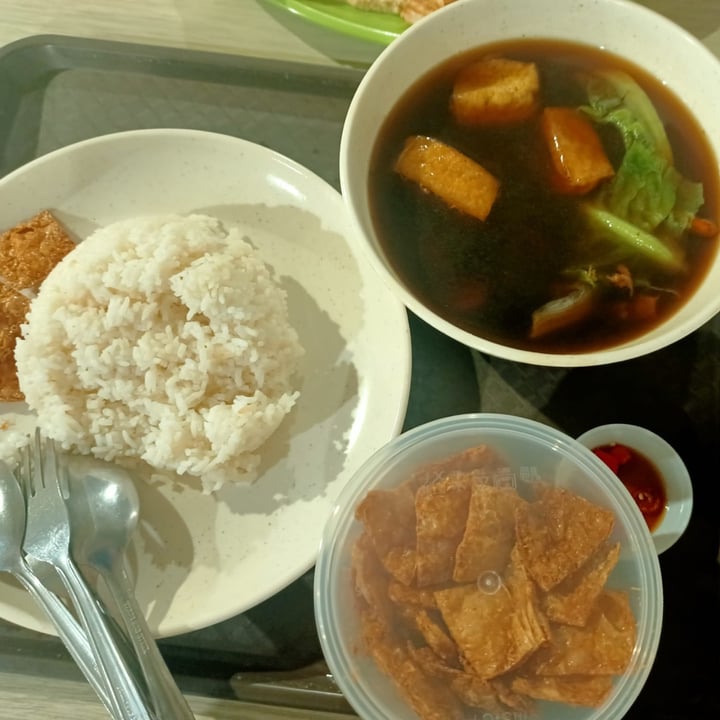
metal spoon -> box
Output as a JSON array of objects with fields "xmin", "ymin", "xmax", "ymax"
[
  {"xmin": 65, "ymin": 457, "xmax": 195, "ymax": 720},
  {"xmin": 0, "ymin": 459, "xmax": 112, "ymax": 711}
]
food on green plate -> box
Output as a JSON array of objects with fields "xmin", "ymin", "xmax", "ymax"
[
  {"xmin": 13, "ymin": 214, "xmax": 303, "ymax": 492},
  {"xmin": 369, "ymin": 39, "xmax": 719, "ymax": 353},
  {"xmin": 351, "ymin": 446, "xmax": 636, "ymax": 719},
  {"xmin": 0, "ymin": 210, "xmax": 76, "ymax": 401},
  {"xmin": 346, "ymin": 0, "xmax": 455, "ymax": 24}
]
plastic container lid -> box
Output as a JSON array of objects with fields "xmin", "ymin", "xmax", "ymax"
[{"xmin": 315, "ymin": 413, "xmax": 663, "ymax": 720}]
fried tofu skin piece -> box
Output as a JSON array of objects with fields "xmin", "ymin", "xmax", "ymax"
[
  {"xmin": 360, "ymin": 607, "xmax": 465, "ymax": 720},
  {"xmin": 408, "ymin": 445, "xmax": 502, "ymax": 490},
  {"xmin": 0, "ymin": 285, "xmax": 30, "ymax": 401},
  {"xmin": 350, "ymin": 454, "xmax": 636, "ymax": 718},
  {"xmin": 415, "ymin": 472, "xmax": 474, "ymax": 586},
  {"xmin": 542, "ymin": 542, "xmax": 621, "ymax": 627},
  {"xmin": 515, "ymin": 485, "xmax": 615, "ymax": 591},
  {"xmin": 0, "ymin": 209, "xmax": 75, "ymax": 290},
  {"xmin": 511, "ymin": 674, "xmax": 614, "ymax": 707},
  {"xmin": 0, "ymin": 362, "xmax": 23, "ymax": 401},
  {"xmin": 408, "ymin": 645, "xmax": 512, "ymax": 715},
  {"xmin": 530, "ymin": 590, "xmax": 636, "ymax": 677},
  {"xmin": 352, "ymin": 533, "xmax": 394, "ymax": 621},
  {"xmin": 435, "ymin": 555, "xmax": 549, "ymax": 679},
  {"xmin": 400, "ymin": 606, "xmax": 459, "ymax": 665},
  {"xmin": 389, "ymin": 581, "xmax": 438, "ymax": 610},
  {"xmin": 0, "ymin": 210, "xmax": 75, "ymax": 401},
  {"xmin": 541, "ymin": 107, "xmax": 615, "ymax": 194},
  {"xmin": 454, "ymin": 484, "xmax": 527, "ymax": 582},
  {"xmin": 356, "ymin": 483, "xmax": 417, "ymax": 585},
  {"xmin": 451, "ymin": 57, "xmax": 540, "ymax": 126},
  {"xmin": 395, "ymin": 136, "xmax": 500, "ymax": 221}
]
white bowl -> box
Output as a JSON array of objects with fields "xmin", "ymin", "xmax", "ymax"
[
  {"xmin": 577, "ymin": 424, "xmax": 693, "ymax": 554},
  {"xmin": 339, "ymin": 0, "xmax": 720, "ymax": 367}
]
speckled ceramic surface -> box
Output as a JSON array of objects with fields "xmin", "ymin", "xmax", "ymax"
[{"xmin": 0, "ymin": 128, "xmax": 411, "ymax": 637}]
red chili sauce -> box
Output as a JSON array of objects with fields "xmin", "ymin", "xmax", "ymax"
[{"xmin": 593, "ymin": 443, "xmax": 667, "ymax": 531}]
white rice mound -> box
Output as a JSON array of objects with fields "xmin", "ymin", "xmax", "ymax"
[{"xmin": 15, "ymin": 214, "xmax": 304, "ymax": 492}]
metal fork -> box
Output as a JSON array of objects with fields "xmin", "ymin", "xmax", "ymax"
[
  {"xmin": 21, "ymin": 430, "xmax": 155, "ymax": 720},
  {"xmin": 0, "ymin": 458, "xmax": 111, "ymax": 711}
]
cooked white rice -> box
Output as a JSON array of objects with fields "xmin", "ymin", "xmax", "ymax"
[{"xmin": 14, "ymin": 214, "xmax": 303, "ymax": 492}]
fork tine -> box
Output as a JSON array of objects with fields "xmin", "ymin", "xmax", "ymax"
[
  {"xmin": 32, "ymin": 427, "xmax": 44, "ymax": 492},
  {"xmin": 18, "ymin": 435, "xmax": 33, "ymax": 499},
  {"xmin": 51, "ymin": 442, "xmax": 71, "ymax": 500}
]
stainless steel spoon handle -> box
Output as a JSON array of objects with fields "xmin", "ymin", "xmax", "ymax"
[
  {"xmin": 55, "ymin": 555, "xmax": 156, "ymax": 720},
  {"xmin": 11, "ymin": 560, "xmax": 112, "ymax": 711},
  {"xmin": 104, "ymin": 560, "xmax": 195, "ymax": 720}
]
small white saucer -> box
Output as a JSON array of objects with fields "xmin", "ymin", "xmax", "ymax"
[{"xmin": 577, "ymin": 424, "xmax": 693, "ymax": 555}]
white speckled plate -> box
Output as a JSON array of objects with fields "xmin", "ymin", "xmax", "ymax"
[{"xmin": 0, "ymin": 129, "xmax": 411, "ymax": 637}]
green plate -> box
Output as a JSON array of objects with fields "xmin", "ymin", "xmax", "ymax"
[{"xmin": 265, "ymin": 0, "xmax": 408, "ymax": 45}]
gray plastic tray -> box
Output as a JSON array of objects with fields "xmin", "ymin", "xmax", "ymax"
[
  {"xmin": 0, "ymin": 34, "xmax": 480, "ymax": 705},
  {"xmin": 0, "ymin": 34, "xmax": 717, "ymax": 718}
]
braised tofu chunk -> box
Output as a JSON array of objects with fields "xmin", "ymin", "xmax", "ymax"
[
  {"xmin": 451, "ymin": 57, "xmax": 540, "ymax": 125},
  {"xmin": 395, "ymin": 136, "xmax": 499, "ymax": 221},
  {"xmin": 541, "ymin": 107, "xmax": 615, "ymax": 194}
]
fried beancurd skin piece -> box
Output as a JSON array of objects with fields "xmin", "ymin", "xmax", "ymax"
[
  {"xmin": 0, "ymin": 285, "xmax": 30, "ymax": 401},
  {"xmin": 395, "ymin": 135, "xmax": 500, "ymax": 222},
  {"xmin": 529, "ymin": 590, "xmax": 636, "ymax": 677},
  {"xmin": 352, "ymin": 533, "xmax": 394, "ymax": 621},
  {"xmin": 359, "ymin": 607, "xmax": 465, "ymax": 720},
  {"xmin": 511, "ymin": 673, "xmax": 614, "ymax": 707},
  {"xmin": 415, "ymin": 472, "xmax": 474, "ymax": 586},
  {"xmin": 435, "ymin": 552, "xmax": 549, "ymax": 679},
  {"xmin": 542, "ymin": 541, "xmax": 621, "ymax": 627},
  {"xmin": 356, "ymin": 482, "xmax": 417, "ymax": 585},
  {"xmin": 0, "ymin": 362, "xmax": 23, "ymax": 401},
  {"xmin": 0, "ymin": 210, "xmax": 75, "ymax": 401},
  {"xmin": 451, "ymin": 57, "xmax": 540, "ymax": 126},
  {"xmin": 408, "ymin": 445, "xmax": 502, "ymax": 487},
  {"xmin": 408, "ymin": 644, "xmax": 511, "ymax": 715},
  {"xmin": 541, "ymin": 107, "xmax": 615, "ymax": 194},
  {"xmin": 515, "ymin": 484, "xmax": 615, "ymax": 591},
  {"xmin": 454, "ymin": 484, "xmax": 528, "ymax": 582},
  {"xmin": 0, "ymin": 284, "xmax": 30, "ymax": 350},
  {"xmin": 0, "ymin": 209, "xmax": 76, "ymax": 290},
  {"xmin": 399, "ymin": 606, "xmax": 459, "ymax": 665},
  {"xmin": 388, "ymin": 581, "xmax": 438, "ymax": 610}
]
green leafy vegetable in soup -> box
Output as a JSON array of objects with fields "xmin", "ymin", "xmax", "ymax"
[
  {"xmin": 580, "ymin": 70, "xmax": 704, "ymax": 265},
  {"xmin": 531, "ymin": 69, "xmax": 707, "ymax": 339}
]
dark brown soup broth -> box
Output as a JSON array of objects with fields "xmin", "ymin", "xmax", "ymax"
[{"xmin": 369, "ymin": 40, "xmax": 719, "ymax": 353}]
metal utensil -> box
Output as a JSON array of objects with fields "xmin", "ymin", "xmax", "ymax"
[
  {"xmin": 0, "ymin": 459, "xmax": 112, "ymax": 711},
  {"xmin": 66, "ymin": 456, "xmax": 195, "ymax": 720},
  {"xmin": 20, "ymin": 431, "xmax": 155, "ymax": 720}
]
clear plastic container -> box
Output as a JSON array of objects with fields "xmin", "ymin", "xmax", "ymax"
[{"xmin": 314, "ymin": 413, "xmax": 663, "ymax": 720}]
